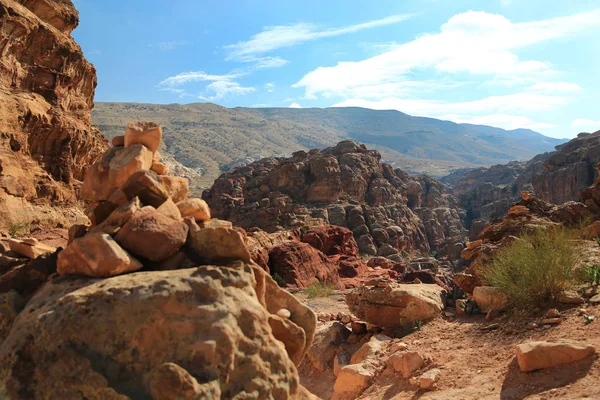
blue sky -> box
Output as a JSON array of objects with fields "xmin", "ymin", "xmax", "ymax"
[{"xmin": 72, "ymin": 0, "xmax": 600, "ymax": 139}]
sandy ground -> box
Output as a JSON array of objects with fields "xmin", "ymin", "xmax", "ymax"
[{"xmin": 298, "ymin": 294, "xmax": 600, "ymax": 400}]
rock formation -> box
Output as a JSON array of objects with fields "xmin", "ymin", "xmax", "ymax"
[
  {"xmin": 0, "ymin": 0, "xmax": 107, "ymax": 230},
  {"xmin": 203, "ymin": 140, "xmax": 467, "ymax": 260},
  {"xmin": 0, "ymin": 121, "xmax": 318, "ymax": 399},
  {"xmin": 443, "ymin": 131, "xmax": 600, "ymax": 238}
]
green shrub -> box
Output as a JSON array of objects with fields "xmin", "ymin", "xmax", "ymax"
[
  {"xmin": 305, "ymin": 282, "xmax": 334, "ymax": 298},
  {"xmin": 271, "ymin": 273, "xmax": 286, "ymax": 288},
  {"xmin": 595, "ymin": 237, "xmax": 600, "ymax": 246},
  {"xmin": 579, "ymin": 265, "xmax": 600, "ymax": 286},
  {"xmin": 8, "ymin": 221, "xmax": 30, "ymax": 237},
  {"xmin": 481, "ymin": 227, "xmax": 579, "ymax": 310}
]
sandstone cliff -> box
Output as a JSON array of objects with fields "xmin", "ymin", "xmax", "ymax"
[
  {"xmin": 203, "ymin": 140, "xmax": 467, "ymax": 260},
  {"xmin": 0, "ymin": 0, "xmax": 106, "ymax": 230}
]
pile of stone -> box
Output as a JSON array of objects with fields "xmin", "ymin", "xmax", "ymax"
[{"xmin": 60, "ymin": 121, "xmax": 249, "ymax": 277}]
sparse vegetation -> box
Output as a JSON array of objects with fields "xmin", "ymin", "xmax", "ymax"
[
  {"xmin": 594, "ymin": 237, "xmax": 600, "ymax": 246},
  {"xmin": 305, "ymin": 282, "xmax": 334, "ymax": 298},
  {"xmin": 579, "ymin": 265, "xmax": 600, "ymax": 286},
  {"xmin": 460, "ymin": 299, "xmax": 480, "ymax": 316},
  {"xmin": 481, "ymin": 227, "xmax": 579, "ymax": 310},
  {"xmin": 8, "ymin": 221, "xmax": 30, "ymax": 237},
  {"xmin": 271, "ymin": 273, "xmax": 286, "ymax": 288}
]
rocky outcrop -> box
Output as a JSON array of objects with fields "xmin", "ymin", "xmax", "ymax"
[
  {"xmin": 0, "ymin": 0, "xmax": 107, "ymax": 230},
  {"xmin": 203, "ymin": 141, "xmax": 467, "ymax": 260},
  {"xmin": 443, "ymin": 131, "xmax": 600, "ymax": 235}
]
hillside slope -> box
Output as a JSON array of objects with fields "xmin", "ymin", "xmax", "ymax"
[{"xmin": 92, "ymin": 102, "xmax": 565, "ymax": 189}]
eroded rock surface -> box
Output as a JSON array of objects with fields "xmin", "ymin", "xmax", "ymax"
[{"xmin": 0, "ymin": 0, "xmax": 107, "ymax": 230}]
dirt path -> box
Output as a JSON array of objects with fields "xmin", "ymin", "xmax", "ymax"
[{"xmin": 298, "ymin": 293, "xmax": 600, "ymax": 400}]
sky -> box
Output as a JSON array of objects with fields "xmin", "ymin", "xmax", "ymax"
[{"xmin": 72, "ymin": 0, "xmax": 600, "ymax": 139}]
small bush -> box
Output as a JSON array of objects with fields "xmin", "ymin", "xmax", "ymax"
[
  {"xmin": 594, "ymin": 237, "xmax": 600, "ymax": 246},
  {"xmin": 271, "ymin": 273, "xmax": 286, "ymax": 288},
  {"xmin": 305, "ymin": 282, "xmax": 334, "ymax": 298},
  {"xmin": 579, "ymin": 265, "xmax": 600, "ymax": 286},
  {"xmin": 8, "ymin": 221, "xmax": 30, "ymax": 237},
  {"xmin": 481, "ymin": 227, "xmax": 579, "ymax": 310}
]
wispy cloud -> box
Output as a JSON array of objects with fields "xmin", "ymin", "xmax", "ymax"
[
  {"xmin": 158, "ymin": 71, "xmax": 254, "ymax": 101},
  {"xmin": 224, "ymin": 14, "xmax": 413, "ymax": 61},
  {"xmin": 154, "ymin": 40, "xmax": 192, "ymax": 51},
  {"xmin": 265, "ymin": 82, "xmax": 275, "ymax": 92},
  {"xmin": 527, "ymin": 82, "xmax": 582, "ymax": 93},
  {"xmin": 289, "ymin": 102, "xmax": 303, "ymax": 108}
]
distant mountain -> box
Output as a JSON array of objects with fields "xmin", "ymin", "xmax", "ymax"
[{"xmin": 92, "ymin": 102, "xmax": 567, "ymax": 190}]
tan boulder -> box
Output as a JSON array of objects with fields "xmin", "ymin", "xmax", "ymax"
[
  {"xmin": 121, "ymin": 170, "xmax": 169, "ymax": 208},
  {"xmin": 177, "ymin": 198, "xmax": 211, "ymax": 222},
  {"xmin": 333, "ymin": 364, "xmax": 375, "ymax": 397},
  {"xmin": 187, "ymin": 225, "xmax": 251, "ymax": 263},
  {"xmin": 516, "ymin": 340, "xmax": 596, "ymax": 372},
  {"xmin": 108, "ymin": 144, "xmax": 153, "ymax": 189},
  {"xmin": 0, "ymin": 264, "xmax": 307, "ymax": 399},
  {"xmin": 148, "ymin": 362, "xmax": 220, "ymax": 400},
  {"xmin": 200, "ymin": 219, "xmax": 233, "ymax": 229},
  {"xmin": 473, "ymin": 286, "xmax": 508, "ymax": 313},
  {"xmin": 57, "ymin": 233, "xmax": 142, "ymax": 277},
  {"xmin": 346, "ymin": 284, "xmax": 445, "ymax": 329},
  {"xmin": 157, "ymin": 198, "xmax": 182, "ymax": 220},
  {"xmin": 151, "ymin": 162, "xmax": 169, "ymax": 175},
  {"xmin": 89, "ymin": 198, "xmax": 141, "ymax": 235},
  {"xmin": 80, "ymin": 147, "xmax": 121, "ymax": 202},
  {"xmin": 307, "ymin": 322, "xmax": 351, "ymax": 371},
  {"xmin": 161, "ymin": 176, "xmax": 189, "ymax": 203},
  {"xmin": 8, "ymin": 239, "xmax": 55, "ymax": 259},
  {"xmin": 387, "ymin": 351, "xmax": 424, "ymax": 378},
  {"xmin": 115, "ymin": 206, "xmax": 188, "ymax": 262},
  {"xmin": 558, "ymin": 290, "xmax": 585, "ymax": 304},
  {"xmin": 125, "ymin": 121, "xmax": 162, "ymax": 153},
  {"xmin": 418, "ymin": 368, "xmax": 441, "ymax": 390},
  {"xmin": 350, "ymin": 334, "xmax": 390, "ymax": 364}
]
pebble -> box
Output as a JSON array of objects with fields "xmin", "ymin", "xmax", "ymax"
[{"xmin": 276, "ymin": 308, "xmax": 291, "ymax": 319}]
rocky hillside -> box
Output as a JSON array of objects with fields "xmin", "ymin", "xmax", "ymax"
[
  {"xmin": 92, "ymin": 102, "xmax": 565, "ymax": 189},
  {"xmin": 0, "ymin": 0, "xmax": 107, "ymax": 230},
  {"xmin": 443, "ymin": 130, "xmax": 600, "ymax": 239},
  {"xmin": 203, "ymin": 140, "xmax": 467, "ymax": 261}
]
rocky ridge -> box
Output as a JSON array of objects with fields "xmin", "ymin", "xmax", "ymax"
[
  {"xmin": 443, "ymin": 131, "xmax": 600, "ymax": 238},
  {"xmin": 203, "ymin": 140, "xmax": 467, "ymax": 262},
  {"xmin": 0, "ymin": 0, "xmax": 107, "ymax": 230}
]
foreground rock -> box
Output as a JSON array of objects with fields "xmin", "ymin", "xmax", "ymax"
[
  {"xmin": 346, "ymin": 283, "xmax": 445, "ymax": 329},
  {"xmin": 515, "ymin": 340, "xmax": 596, "ymax": 372},
  {"xmin": 0, "ymin": 264, "xmax": 316, "ymax": 398}
]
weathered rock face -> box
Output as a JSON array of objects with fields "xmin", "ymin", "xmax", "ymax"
[
  {"xmin": 443, "ymin": 132, "xmax": 600, "ymax": 234},
  {"xmin": 204, "ymin": 141, "xmax": 467, "ymax": 259},
  {"xmin": 0, "ymin": 0, "xmax": 107, "ymax": 229},
  {"xmin": 0, "ymin": 264, "xmax": 314, "ymax": 399}
]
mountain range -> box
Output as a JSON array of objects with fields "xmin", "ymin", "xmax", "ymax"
[{"xmin": 92, "ymin": 102, "xmax": 566, "ymax": 189}]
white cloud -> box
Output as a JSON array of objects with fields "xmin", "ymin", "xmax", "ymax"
[
  {"xmin": 289, "ymin": 102, "xmax": 302, "ymax": 108},
  {"xmin": 265, "ymin": 82, "xmax": 275, "ymax": 92},
  {"xmin": 224, "ymin": 14, "xmax": 413, "ymax": 61},
  {"xmin": 572, "ymin": 119, "xmax": 600, "ymax": 132},
  {"xmin": 158, "ymin": 71, "xmax": 254, "ymax": 101},
  {"xmin": 527, "ymin": 82, "xmax": 582, "ymax": 93},
  {"xmin": 157, "ymin": 40, "xmax": 192, "ymax": 51},
  {"xmin": 293, "ymin": 10, "xmax": 600, "ymax": 99},
  {"xmin": 252, "ymin": 56, "xmax": 289, "ymax": 69}
]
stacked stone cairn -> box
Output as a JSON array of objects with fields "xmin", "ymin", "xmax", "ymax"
[{"xmin": 59, "ymin": 121, "xmax": 251, "ymax": 276}]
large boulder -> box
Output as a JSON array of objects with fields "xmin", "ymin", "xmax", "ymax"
[
  {"xmin": 516, "ymin": 340, "xmax": 596, "ymax": 372},
  {"xmin": 268, "ymin": 241, "xmax": 344, "ymax": 289},
  {"xmin": 346, "ymin": 284, "xmax": 445, "ymax": 329},
  {"xmin": 115, "ymin": 206, "xmax": 188, "ymax": 262},
  {"xmin": 0, "ymin": 263, "xmax": 315, "ymax": 399}
]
